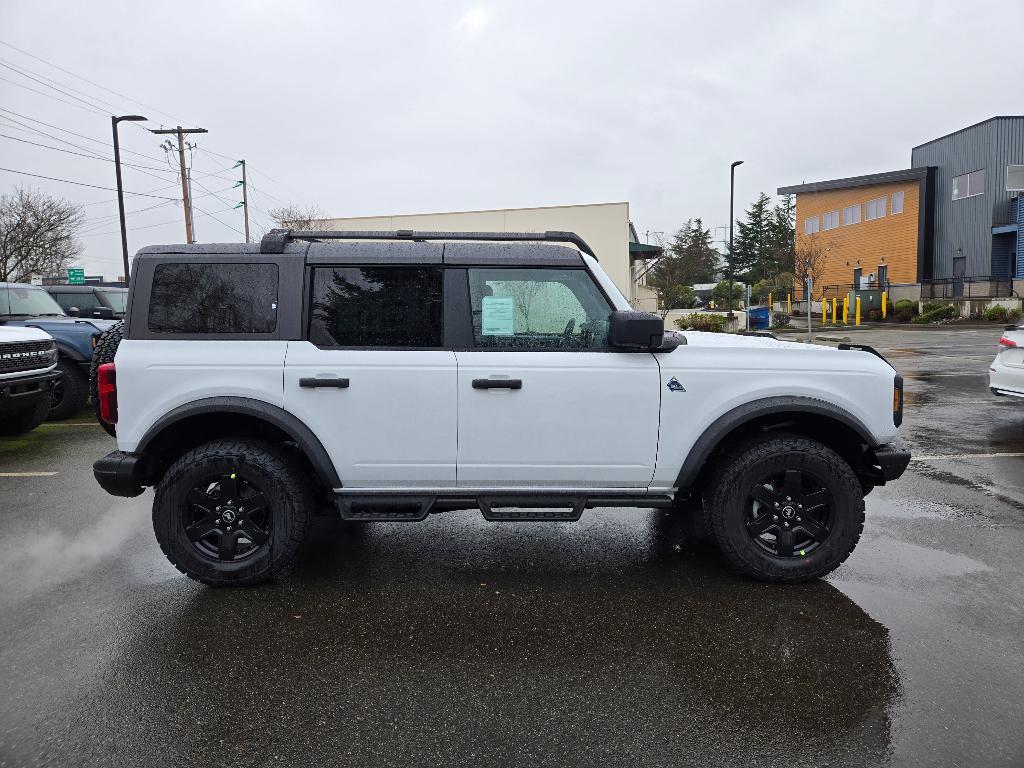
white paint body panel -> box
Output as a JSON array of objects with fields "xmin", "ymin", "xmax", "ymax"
[
  {"xmin": 115, "ymin": 339, "xmax": 289, "ymax": 452},
  {"xmin": 989, "ymin": 328, "xmax": 1024, "ymax": 397},
  {"xmin": 0, "ymin": 326, "xmax": 57, "ymax": 380},
  {"xmin": 651, "ymin": 333, "xmax": 899, "ymax": 486},
  {"xmin": 283, "ymin": 342, "xmax": 458, "ymax": 488},
  {"xmin": 455, "ymin": 351, "xmax": 660, "ymax": 488}
]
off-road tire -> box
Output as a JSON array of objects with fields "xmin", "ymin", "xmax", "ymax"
[
  {"xmin": 0, "ymin": 396, "xmax": 50, "ymax": 436},
  {"xmin": 705, "ymin": 433, "xmax": 865, "ymax": 582},
  {"xmin": 89, "ymin": 321, "xmax": 123, "ymax": 437},
  {"xmin": 153, "ymin": 439, "xmax": 312, "ymax": 587},
  {"xmin": 48, "ymin": 359, "xmax": 86, "ymax": 420}
]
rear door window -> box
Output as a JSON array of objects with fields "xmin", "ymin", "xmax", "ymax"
[
  {"xmin": 309, "ymin": 266, "xmax": 443, "ymax": 347},
  {"xmin": 148, "ymin": 263, "xmax": 278, "ymax": 334}
]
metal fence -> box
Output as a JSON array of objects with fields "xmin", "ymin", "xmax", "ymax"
[{"xmin": 920, "ymin": 277, "xmax": 1014, "ymax": 300}]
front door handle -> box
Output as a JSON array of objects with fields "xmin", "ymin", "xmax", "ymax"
[
  {"xmin": 299, "ymin": 377, "xmax": 350, "ymax": 388},
  {"xmin": 472, "ymin": 378, "xmax": 522, "ymax": 390}
]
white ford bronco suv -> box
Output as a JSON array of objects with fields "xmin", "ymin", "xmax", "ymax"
[{"xmin": 92, "ymin": 230, "xmax": 910, "ymax": 587}]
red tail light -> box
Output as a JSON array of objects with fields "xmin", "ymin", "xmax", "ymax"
[
  {"xmin": 97, "ymin": 363, "xmax": 117, "ymax": 424},
  {"xmin": 999, "ymin": 336, "xmax": 1018, "ymax": 348}
]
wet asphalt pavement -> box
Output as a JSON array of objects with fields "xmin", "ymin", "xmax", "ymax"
[{"xmin": 1, "ymin": 325, "xmax": 1023, "ymax": 767}]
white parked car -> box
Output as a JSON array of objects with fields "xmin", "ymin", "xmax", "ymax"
[
  {"xmin": 0, "ymin": 325, "xmax": 60, "ymax": 435},
  {"xmin": 91, "ymin": 230, "xmax": 910, "ymax": 586},
  {"xmin": 990, "ymin": 326, "xmax": 1024, "ymax": 398}
]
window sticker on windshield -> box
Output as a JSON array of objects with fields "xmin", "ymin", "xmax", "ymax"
[{"xmin": 481, "ymin": 296, "xmax": 514, "ymax": 335}]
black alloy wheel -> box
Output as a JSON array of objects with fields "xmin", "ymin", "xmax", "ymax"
[
  {"xmin": 746, "ymin": 468, "xmax": 833, "ymax": 558},
  {"xmin": 184, "ymin": 472, "xmax": 273, "ymax": 562}
]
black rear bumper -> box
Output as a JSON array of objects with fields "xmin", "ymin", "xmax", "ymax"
[
  {"xmin": 864, "ymin": 441, "xmax": 912, "ymax": 485},
  {"xmin": 93, "ymin": 451, "xmax": 147, "ymax": 497}
]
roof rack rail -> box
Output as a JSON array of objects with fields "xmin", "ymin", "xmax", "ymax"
[{"xmin": 259, "ymin": 229, "xmax": 598, "ymax": 260}]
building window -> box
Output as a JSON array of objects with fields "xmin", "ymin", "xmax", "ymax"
[
  {"xmin": 892, "ymin": 191, "xmax": 904, "ymax": 214},
  {"xmin": 823, "ymin": 210, "xmax": 839, "ymax": 231},
  {"xmin": 842, "ymin": 204, "xmax": 861, "ymax": 226},
  {"xmin": 865, "ymin": 197, "xmax": 887, "ymax": 221},
  {"xmin": 952, "ymin": 169, "xmax": 985, "ymax": 200},
  {"xmin": 803, "ymin": 216, "xmax": 820, "ymax": 235}
]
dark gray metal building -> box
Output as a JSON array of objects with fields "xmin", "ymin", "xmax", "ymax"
[{"xmin": 911, "ymin": 116, "xmax": 1024, "ymax": 291}]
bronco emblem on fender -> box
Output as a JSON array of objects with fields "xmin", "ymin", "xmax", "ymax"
[{"xmin": 666, "ymin": 377, "xmax": 686, "ymax": 392}]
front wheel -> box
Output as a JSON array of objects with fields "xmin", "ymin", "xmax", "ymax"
[
  {"xmin": 705, "ymin": 434, "xmax": 865, "ymax": 582},
  {"xmin": 152, "ymin": 440, "xmax": 312, "ymax": 587}
]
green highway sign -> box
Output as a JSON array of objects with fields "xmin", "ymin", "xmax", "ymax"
[{"xmin": 67, "ymin": 267, "xmax": 85, "ymax": 285}]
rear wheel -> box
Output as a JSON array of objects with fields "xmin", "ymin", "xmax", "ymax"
[
  {"xmin": 706, "ymin": 434, "xmax": 865, "ymax": 582},
  {"xmin": 48, "ymin": 359, "xmax": 86, "ymax": 420},
  {"xmin": 89, "ymin": 321, "xmax": 123, "ymax": 436},
  {"xmin": 152, "ymin": 440, "xmax": 312, "ymax": 587}
]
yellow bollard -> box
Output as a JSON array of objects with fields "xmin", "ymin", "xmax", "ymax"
[
  {"xmin": 855, "ymin": 296, "xmax": 861, "ymax": 326},
  {"xmin": 881, "ymin": 291, "xmax": 888, "ymax": 319},
  {"xmin": 821, "ymin": 297, "xmax": 827, "ymax": 325},
  {"xmin": 832, "ymin": 297, "xmax": 838, "ymax": 324},
  {"xmin": 787, "ymin": 294, "xmax": 791, "ymax": 315},
  {"xmin": 842, "ymin": 296, "xmax": 849, "ymax": 324}
]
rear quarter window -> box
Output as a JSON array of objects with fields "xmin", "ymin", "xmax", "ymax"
[{"xmin": 148, "ymin": 262, "xmax": 278, "ymax": 334}]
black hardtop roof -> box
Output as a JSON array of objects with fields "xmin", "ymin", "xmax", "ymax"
[{"xmin": 135, "ymin": 230, "xmax": 596, "ymax": 267}]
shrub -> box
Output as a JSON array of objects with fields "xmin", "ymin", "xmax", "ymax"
[
  {"xmin": 675, "ymin": 313, "xmax": 728, "ymax": 333},
  {"xmin": 893, "ymin": 298, "xmax": 917, "ymax": 314},
  {"xmin": 921, "ymin": 302, "xmax": 944, "ymax": 314},
  {"xmin": 912, "ymin": 303, "xmax": 957, "ymax": 324},
  {"xmin": 1009, "ymin": 309, "xmax": 1022, "ymax": 324},
  {"xmin": 867, "ymin": 308, "xmax": 883, "ymax": 322},
  {"xmin": 772, "ymin": 312, "xmax": 791, "ymax": 328},
  {"xmin": 984, "ymin": 305, "xmax": 1010, "ymax": 323}
]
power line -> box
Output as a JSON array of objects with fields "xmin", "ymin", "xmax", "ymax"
[
  {"xmin": 0, "ymin": 166, "xmax": 180, "ymax": 199},
  {"xmin": 0, "ymin": 56, "xmax": 128, "ymax": 115},
  {"xmin": 0, "ymin": 75, "xmax": 109, "ymax": 117},
  {"xmin": 0, "ymin": 60, "xmax": 117, "ymax": 116},
  {"xmin": 0, "ymin": 132, "xmax": 176, "ymax": 175},
  {"xmin": 0, "ymin": 38, "xmax": 186, "ymax": 125}
]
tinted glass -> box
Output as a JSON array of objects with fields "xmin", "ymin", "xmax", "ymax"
[
  {"xmin": 3, "ymin": 285, "xmax": 66, "ymax": 317},
  {"xmin": 55, "ymin": 291, "xmax": 102, "ymax": 310},
  {"xmin": 148, "ymin": 263, "xmax": 278, "ymax": 334},
  {"xmin": 310, "ymin": 266, "xmax": 443, "ymax": 347},
  {"xmin": 100, "ymin": 290, "xmax": 127, "ymax": 312},
  {"xmin": 467, "ymin": 268, "xmax": 611, "ymax": 349}
]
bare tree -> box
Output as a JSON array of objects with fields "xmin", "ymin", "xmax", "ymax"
[
  {"xmin": 0, "ymin": 187, "xmax": 84, "ymax": 283},
  {"xmin": 793, "ymin": 233, "xmax": 829, "ymax": 294},
  {"xmin": 267, "ymin": 203, "xmax": 329, "ymax": 231}
]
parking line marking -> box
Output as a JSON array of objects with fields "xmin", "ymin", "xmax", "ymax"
[
  {"xmin": 913, "ymin": 452, "xmax": 1024, "ymax": 462},
  {"xmin": 36, "ymin": 422, "xmax": 98, "ymax": 427},
  {"xmin": 0, "ymin": 471, "xmax": 58, "ymax": 477}
]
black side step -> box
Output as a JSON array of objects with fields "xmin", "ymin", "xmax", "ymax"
[
  {"xmin": 478, "ymin": 496, "xmax": 587, "ymax": 522},
  {"xmin": 335, "ymin": 496, "xmax": 435, "ymax": 522}
]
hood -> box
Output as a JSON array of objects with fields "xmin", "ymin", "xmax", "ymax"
[
  {"xmin": 10, "ymin": 317, "xmax": 116, "ymax": 333},
  {"xmin": 0, "ymin": 325, "xmax": 53, "ymax": 343},
  {"xmin": 678, "ymin": 331, "xmax": 841, "ymax": 353}
]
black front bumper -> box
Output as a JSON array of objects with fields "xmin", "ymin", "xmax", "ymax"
[
  {"xmin": 0, "ymin": 369, "xmax": 61, "ymax": 412},
  {"xmin": 865, "ymin": 441, "xmax": 912, "ymax": 484},
  {"xmin": 93, "ymin": 451, "xmax": 147, "ymax": 497}
]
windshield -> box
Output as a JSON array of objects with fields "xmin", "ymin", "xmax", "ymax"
[
  {"xmin": 1, "ymin": 285, "xmax": 67, "ymax": 317},
  {"xmin": 100, "ymin": 289, "xmax": 128, "ymax": 312}
]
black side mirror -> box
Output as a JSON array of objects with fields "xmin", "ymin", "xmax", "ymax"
[
  {"xmin": 67, "ymin": 306, "xmax": 81, "ymax": 317},
  {"xmin": 608, "ymin": 310, "xmax": 664, "ymax": 351},
  {"xmin": 92, "ymin": 306, "xmax": 115, "ymax": 319}
]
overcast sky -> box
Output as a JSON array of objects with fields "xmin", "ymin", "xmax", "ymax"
[{"xmin": 2, "ymin": 1, "xmax": 1022, "ymax": 277}]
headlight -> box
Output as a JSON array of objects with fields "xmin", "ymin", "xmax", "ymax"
[{"xmin": 45, "ymin": 340, "xmax": 58, "ymax": 365}]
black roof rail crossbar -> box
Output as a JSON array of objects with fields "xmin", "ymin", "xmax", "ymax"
[{"xmin": 259, "ymin": 228, "xmax": 598, "ymax": 259}]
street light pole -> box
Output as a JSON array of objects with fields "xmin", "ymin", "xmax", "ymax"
[
  {"xmin": 111, "ymin": 115, "xmax": 147, "ymax": 285},
  {"xmin": 728, "ymin": 160, "xmax": 744, "ymax": 318}
]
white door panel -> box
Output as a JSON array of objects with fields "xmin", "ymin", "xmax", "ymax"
[
  {"xmin": 455, "ymin": 351, "xmax": 661, "ymax": 488},
  {"xmin": 284, "ymin": 342, "xmax": 457, "ymax": 488}
]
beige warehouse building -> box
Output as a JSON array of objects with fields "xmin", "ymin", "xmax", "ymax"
[{"xmin": 310, "ymin": 201, "xmax": 661, "ymax": 310}]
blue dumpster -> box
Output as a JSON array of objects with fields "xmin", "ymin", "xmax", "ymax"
[{"xmin": 748, "ymin": 305, "xmax": 770, "ymax": 330}]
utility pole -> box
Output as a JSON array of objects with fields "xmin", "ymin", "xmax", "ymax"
[
  {"xmin": 235, "ymin": 160, "xmax": 250, "ymax": 243},
  {"xmin": 111, "ymin": 115, "xmax": 147, "ymax": 284},
  {"xmin": 151, "ymin": 126, "xmax": 207, "ymax": 243}
]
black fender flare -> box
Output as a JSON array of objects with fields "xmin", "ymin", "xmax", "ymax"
[
  {"xmin": 137, "ymin": 396, "xmax": 342, "ymax": 488},
  {"xmin": 674, "ymin": 396, "xmax": 877, "ymax": 489},
  {"xmin": 55, "ymin": 341, "xmax": 87, "ymax": 363}
]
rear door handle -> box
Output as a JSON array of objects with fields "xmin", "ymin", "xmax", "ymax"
[
  {"xmin": 299, "ymin": 377, "xmax": 350, "ymax": 388},
  {"xmin": 472, "ymin": 378, "xmax": 522, "ymax": 390}
]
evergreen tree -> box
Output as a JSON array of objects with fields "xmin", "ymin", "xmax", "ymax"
[{"xmin": 730, "ymin": 193, "xmax": 796, "ymax": 285}]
